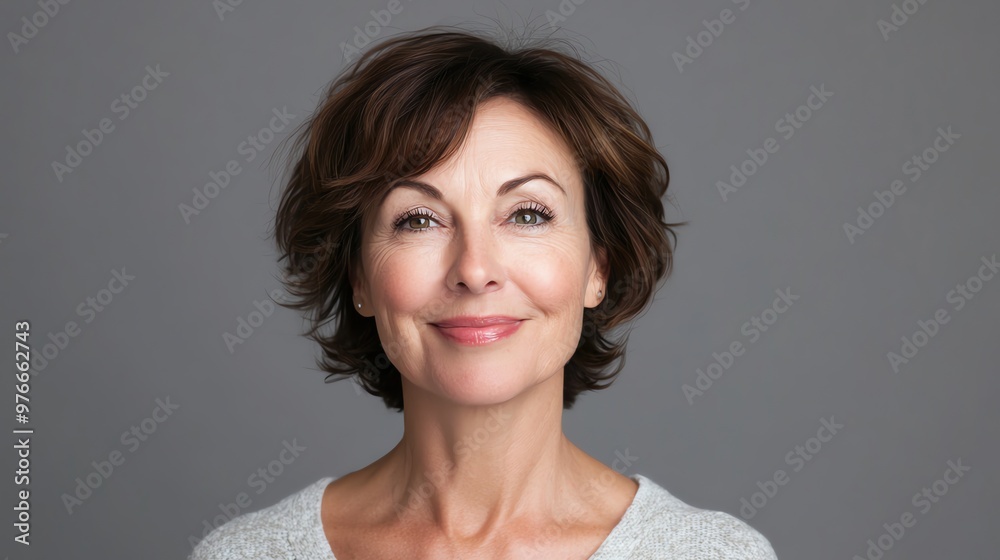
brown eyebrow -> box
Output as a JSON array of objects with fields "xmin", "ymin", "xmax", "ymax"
[{"xmin": 382, "ymin": 173, "xmax": 566, "ymax": 203}]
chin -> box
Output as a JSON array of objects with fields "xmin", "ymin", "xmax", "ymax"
[{"xmin": 422, "ymin": 365, "xmax": 539, "ymax": 407}]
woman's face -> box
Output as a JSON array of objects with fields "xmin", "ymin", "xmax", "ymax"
[{"xmin": 353, "ymin": 96, "xmax": 606, "ymax": 406}]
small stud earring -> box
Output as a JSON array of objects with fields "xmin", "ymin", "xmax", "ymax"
[
  {"xmin": 356, "ymin": 302, "xmax": 362, "ymax": 309},
  {"xmin": 597, "ymin": 290, "xmax": 603, "ymax": 298}
]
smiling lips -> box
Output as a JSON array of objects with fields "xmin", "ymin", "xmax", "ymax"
[{"xmin": 431, "ymin": 316, "xmax": 524, "ymax": 346}]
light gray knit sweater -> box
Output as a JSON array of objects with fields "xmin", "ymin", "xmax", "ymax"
[{"xmin": 190, "ymin": 473, "xmax": 778, "ymax": 559}]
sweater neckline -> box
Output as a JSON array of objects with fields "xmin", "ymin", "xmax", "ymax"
[{"xmin": 303, "ymin": 472, "xmax": 651, "ymax": 559}]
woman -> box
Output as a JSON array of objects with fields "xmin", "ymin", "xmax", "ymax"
[{"xmin": 192, "ymin": 25, "xmax": 778, "ymax": 559}]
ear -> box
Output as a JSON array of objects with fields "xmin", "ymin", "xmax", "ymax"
[
  {"xmin": 586, "ymin": 244, "xmax": 609, "ymax": 309},
  {"xmin": 349, "ymin": 255, "xmax": 370, "ymax": 316}
]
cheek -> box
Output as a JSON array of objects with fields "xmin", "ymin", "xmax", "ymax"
[
  {"xmin": 366, "ymin": 242, "xmax": 461, "ymax": 331},
  {"xmin": 369, "ymin": 249, "xmax": 434, "ymax": 314},
  {"xmin": 513, "ymin": 246, "xmax": 588, "ymax": 368},
  {"xmin": 366, "ymin": 231, "xmax": 590, "ymax": 315},
  {"xmin": 514, "ymin": 241, "xmax": 588, "ymax": 310},
  {"xmin": 364, "ymin": 249, "xmax": 435, "ymax": 365}
]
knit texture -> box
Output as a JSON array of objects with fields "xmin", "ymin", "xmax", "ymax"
[{"xmin": 190, "ymin": 472, "xmax": 778, "ymax": 559}]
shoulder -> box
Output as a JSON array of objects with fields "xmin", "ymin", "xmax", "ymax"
[
  {"xmin": 189, "ymin": 477, "xmax": 332, "ymax": 560},
  {"xmin": 643, "ymin": 508, "xmax": 778, "ymax": 559},
  {"xmin": 629, "ymin": 474, "xmax": 778, "ymax": 559}
]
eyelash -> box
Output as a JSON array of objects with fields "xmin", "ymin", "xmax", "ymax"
[{"xmin": 392, "ymin": 202, "xmax": 556, "ymax": 233}]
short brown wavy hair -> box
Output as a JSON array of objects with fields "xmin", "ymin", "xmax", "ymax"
[{"xmin": 271, "ymin": 25, "xmax": 683, "ymax": 412}]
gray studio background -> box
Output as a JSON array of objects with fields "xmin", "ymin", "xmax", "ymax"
[{"xmin": 2, "ymin": 0, "xmax": 998, "ymax": 558}]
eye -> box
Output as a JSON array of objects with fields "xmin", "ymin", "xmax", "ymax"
[
  {"xmin": 391, "ymin": 202, "xmax": 556, "ymax": 234},
  {"xmin": 508, "ymin": 202, "xmax": 555, "ymax": 228},
  {"xmin": 394, "ymin": 210, "xmax": 436, "ymax": 232}
]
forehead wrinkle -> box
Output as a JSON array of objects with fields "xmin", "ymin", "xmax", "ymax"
[
  {"xmin": 385, "ymin": 172, "xmax": 566, "ymax": 204},
  {"xmin": 378, "ymin": 100, "xmax": 580, "ymax": 207}
]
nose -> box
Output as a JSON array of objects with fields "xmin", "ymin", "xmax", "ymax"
[{"xmin": 446, "ymin": 224, "xmax": 505, "ymax": 295}]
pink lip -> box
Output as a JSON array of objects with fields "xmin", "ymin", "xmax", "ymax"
[{"xmin": 431, "ymin": 316, "xmax": 524, "ymax": 346}]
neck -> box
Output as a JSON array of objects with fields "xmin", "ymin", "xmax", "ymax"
[{"xmin": 365, "ymin": 369, "xmax": 611, "ymax": 540}]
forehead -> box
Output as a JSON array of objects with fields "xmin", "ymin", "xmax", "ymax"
[{"xmin": 426, "ymin": 96, "xmax": 580, "ymax": 181}]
